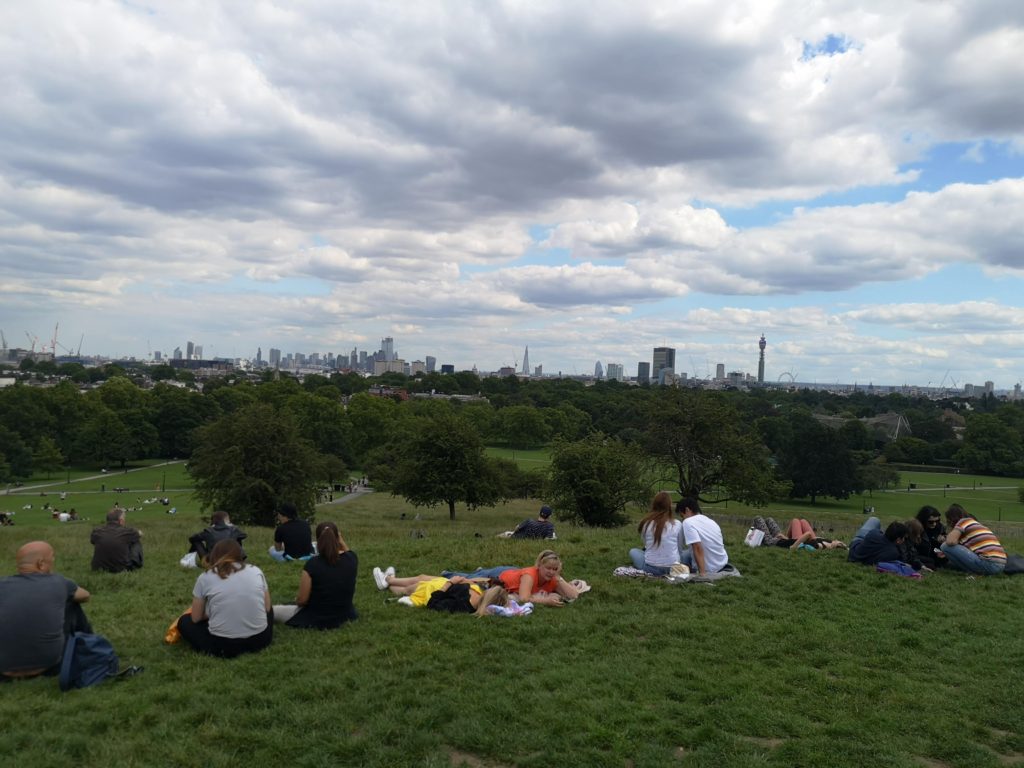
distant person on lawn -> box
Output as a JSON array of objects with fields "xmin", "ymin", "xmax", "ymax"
[
  {"xmin": 273, "ymin": 522, "xmax": 358, "ymax": 629},
  {"xmin": 505, "ymin": 505, "xmax": 556, "ymax": 540},
  {"xmin": 187, "ymin": 510, "xmax": 247, "ymax": 564},
  {"xmin": 1, "ymin": 541, "xmax": 92, "ymax": 681},
  {"xmin": 677, "ymin": 498, "xmax": 729, "ymax": 576},
  {"xmin": 940, "ymin": 504, "xmax": 1006, "ymax": 575},
  {"xmin": 91, "ymin": 508, "xmax": 144, "ymax": 572},
  {"xmin": 177, "ymin": 539, "xmax": 273, "ymax": 658},
  {"xmin": 847, "ymin": 517, "xmax": 906, "ymax": 566},
  {"xmin": 268, "ymin": 503, "xmax": 314, "ymax": 562}
]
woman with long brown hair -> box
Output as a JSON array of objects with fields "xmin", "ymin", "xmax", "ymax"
[
  {"xmin": 177, "ymin": 538, "xmax": 273, "ymax": 658},
  {"xmin": 628, "ymin": 491, "xmax": 683, "ymax": 575},
  {"xmin": 273, "ymin": 521, "xmax": 358, "ymax": 629}
]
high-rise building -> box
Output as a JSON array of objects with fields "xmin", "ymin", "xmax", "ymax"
[
  {"xmin": 153, "ymin": 350, "xmax": 162, "ymax": 361},
  {"xmin": 521, "ymin": 346, "xmax": 530, "ymax": 375},
  {"xmin": 186, "ymin": 340, "xmax": 194, "ymax": 360},
  {"xmin": 653, "ymin": 347, "xmax": 676, "ymax": 380},
  {"xmin": 984, "ymin": 380, "xmax": 994, "ymax": 394},
  {"xmin": 173, "ymin": 346, "xmax": 183, "ymax": 360},
  {"xmin": 440, "ymin": 364, "xmax": 455, "ymax": 374},
  {"xmin": 410, "ymin": 360, "xmax": 425, "ymax": 375},
  {"xmin": 425, "ymin": 355, "xmax": 436, "ymax": 373},
  {"xmin": 637, "ymin": 361, "xmax": 650, "ymax": 384},
  {"xmin": 594, "ymin": 361, "xmax": 604, "ymax": 379},
  {"xmin": 757, "ymin": 334, "xmax": 766, "ymax": 384},
  {"xmin": 534, "ymin": 364, "xmax": 543, "ymax": 377},
  {"xmin": 358, "ymin": 351, "xmax": 368, "ymax": 370},
  {"xmin": 606, "ymin": 363, "xmax": 623, "ymax": 381},
  {"xmin": 716, "ymin": 363, "xmax": 725, "ymax": 380},
  {"xmin": 194, "ymin": 345, "xmax": 203, "ymax": 359},
  {"xmin": 256, "ymin": 347, "xmax": 262, "ymax": 364},
  {"xmin": 381, "ymin": 337, "xmax": 395, "ymax": 361},
  {"xmin": 269, "ymin": 348, "xmax": 282, "ymax": 367}
]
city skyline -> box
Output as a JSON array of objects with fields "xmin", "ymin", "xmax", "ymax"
[{"xmin": 3, "ymin": 3, "xmax": 1024, "ymax": 387}]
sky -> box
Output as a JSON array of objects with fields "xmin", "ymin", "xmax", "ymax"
[{"xmin": 2, "ymin": 1, "xmax": 1024, "ymax": 388}]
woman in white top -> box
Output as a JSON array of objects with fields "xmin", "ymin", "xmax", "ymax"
[
  {"xmin": 177, "ymin": 538, "xmax": 273, "ymax": 658},
  {"xmin": 628, "ymin": 491, "xmax": 683, "ymax": 575}
]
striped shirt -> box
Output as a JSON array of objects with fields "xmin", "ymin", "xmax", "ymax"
[{"xmin": 955, "ymin": 518, "xmax": 1006, "ymax": 564}]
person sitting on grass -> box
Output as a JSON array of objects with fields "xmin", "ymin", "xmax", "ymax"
[
  {"xmin": 440, "ymin": 550, "xmax": 582, "ymax": 607},
  {"xmin": 628, "ymin": 491, "xmax": 683, "ymax": 575},
  {"xmin": 90, "ymin": 508, "xmax": 143, "ymax": 573},
  {"xmin": 847, "ymin": 517, "xmax": 906, "ymax": 566},
  {"xmin": 187, "ymin": 510, "xmax": 247, "ymax": 564},
  {"xmin": 273, "ymin": 522, "xmax": 357, "ymax": 630},
  {"xmin": 940, "ymin": 504, "xmax": 1006, "ymax": 576},
  {"xmin": 913, "ymin": 505, "xmax": 948, "ymax": 568},
  {"xmin": 678, "ymin": 498, "xmax": 730, "ymax": 577},
  {"xmin": 268, "ymin": 503, "xmax": 314, "ymax": 563},
  {"xmin": 506, "ymin": 505, "xmax": 556, "ymax": 540},
  {"xmin": 372, "ymin": 568, "xmax": 508, "ymax": 615},
  {"xmin": 1, "ymin": 541, "xmax": 92, "ymax": 683},
  {"xmin": 177, "ymin": 539, "xmax": 273, "ymax": 658}
]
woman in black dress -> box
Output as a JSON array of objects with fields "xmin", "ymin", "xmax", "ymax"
[{"xmin": 272, "ymin": 521, "xmax": 357, "ymax": 629}]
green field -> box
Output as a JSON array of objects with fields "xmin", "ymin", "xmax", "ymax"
[
  {"xmin": 2, "ymin": 474, "xmax": 1024, "ymax": 767},
  {"xmin": 484, "ymin": 445, "xmax": 552, "ymax": 467}
]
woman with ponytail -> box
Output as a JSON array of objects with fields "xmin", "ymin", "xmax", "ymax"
[
  {"xmin": 272, "ymin": 521, "xmax": 358, "ymax": 629},
  {"xmin": 177, "ymin": 538, "xmax": 273, "ymax": 658}
]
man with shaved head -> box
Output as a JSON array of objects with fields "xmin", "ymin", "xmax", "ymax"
[{"xmin": 0, "ymin": 541, "xmax": 92, "ymax": 681}]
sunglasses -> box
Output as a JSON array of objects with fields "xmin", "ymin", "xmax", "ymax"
[{"xmin": 928, "ymin": 518, "xmax": 940, "ymax": 524}]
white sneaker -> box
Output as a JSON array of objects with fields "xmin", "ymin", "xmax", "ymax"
[
  {"xmin": 385, "ymin": 566, "xmax": 395, "ymax": 580},
  {"xmin": 372, "ymin": 567, "xmax": 388, "ymax": 591},
  {"xmin": 397, "ymin": 596, "xmax": 414, "ymax": 607}
]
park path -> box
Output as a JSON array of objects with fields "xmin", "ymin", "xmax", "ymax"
[
  {"xmin": 319, "ymin": 486, "xmax": 374, "ymax": 506},
  {"xmin": 3, "ymin": 460, "xmax": 186, "ymax": 495}
]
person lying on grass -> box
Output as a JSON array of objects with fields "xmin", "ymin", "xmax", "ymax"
[
  {"xmin": 177, "ymin": 539, "xmax": 273, "ymax": 658},
  {"xmin": 755, "ymin": 517, "xmax": 848, "ymax": 550},
  {"xmin": 372, "ymin": 569, "xmax": 508, "ymax": 616},
  {"xmin": 439, "ymin": 550, "xmax": 581, "ymax": 607},
  {"xmin": 272, "ymin": 521, "xmax": 357, "ymax": 630},
  {"xmin": 847, "ymin": 517, "xmax": 906, "ymax": 566}
]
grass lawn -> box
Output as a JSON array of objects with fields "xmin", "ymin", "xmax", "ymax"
[
  {"xmin": 485, "ymin": 445, "xmax": 552, "ymax": 468},
  {"xmin": 2, "ymin": 482, "xmax": 1024, "ymax": 767}
]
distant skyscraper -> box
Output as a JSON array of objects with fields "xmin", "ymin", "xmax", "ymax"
[
  {"xmin": 381, "ymin": 337, "xmax": 395, "ymax": 361},
  {"xmin": 256, "ymin": 347, "xmax": 262, "ymax": 364},
  {"xmin": 153, "ymin": 350, "xmax": 162, "ymax": 361},
  {"xmin": 173, "ymin": 346, "xmax": 182, "ymax": 360},
  {"xmin": 716, "ymin": 363, "xmax": 725, "ymax": 380},
  {"xmin": 606, "ymin": 363, "xmax": 623, "ymax": 381},
  {"xmin": 194, "ymin": 344, "xmax": 203, "ymax": 359},
  {"xmin": 269, "ymin": 348, "xmax": 282, "ymax": 367},
  {"xmin": 521, "ymin": 346, "xmax": 530, "ymax": 375},
  {"xmin": 653, "ymin": 347, "xmax": 676, "ymax": 380},
  {"xmin": 186, "ymin": 340, "xmax": 194, "ymax": 360},
  {"xmin": 594, "ymin": 361, "xmax": 604, "ymax": 379},
  {"xmin": 426, "ymin": 355, "xmax": 436, "ymax": 373},
  {"xmin": 534, "ymin": 364, "xmax": 543, "ymax": 377},
  {"xmin": 637, "ymin": 361, "xmax": 650, "ymax": 384},
  {"xmin": 440, "ymin": 364, "xmax": 455, "ymax": 374},
  {"xmin": 757, "ymin": 334, "xmax": 766, "ymax": 384}
]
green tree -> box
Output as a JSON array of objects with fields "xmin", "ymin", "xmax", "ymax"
[
  {"xmin": 956, "ymin": 413, "xmax": 1024, "ymax": 476},
  {"xmin": 546, "ymin": 433, "xmax": 649, "ymax": 527},
  {"xmin": 189, "ymin": 403, "xmax": 325, "ymax": 526},
  {"xmin": 0, "ymin": 425, "xmax": 32, "ymax": 479},
  {"xmin": 381, "ymin": 412, "xmax": 504, "ymax": 521},
  {"xmin": 777, "ymin": 413, "xmax": 859, "ymax": 504},
  {"xmin": 32, "ymin": 436, "xmax": 64, "ymax": 479},
  {"xmin": 74, "ymin": 408, "xmax": 134, "ymax": 468},
  {"xmin": 646, "ymin": 391, "xmax": 781, "ymax": 504},
  {"xmin": 498, "ymin": 405, "xmax": 552, "ymax": 449}
]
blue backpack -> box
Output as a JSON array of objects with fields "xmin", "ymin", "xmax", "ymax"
[{"xmin": 59, "ymin": 632, "xmax": 120, "ymax": 691}]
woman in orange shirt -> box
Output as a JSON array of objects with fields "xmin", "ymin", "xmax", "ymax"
[{"xmin": 443, "ymin": 550, "xmax": 581, "ymax": 607}]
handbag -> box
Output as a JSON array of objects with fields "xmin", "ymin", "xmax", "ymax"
[{"xmin": 744, "ymin": 527, "xmax": 765, "ymax": 548}]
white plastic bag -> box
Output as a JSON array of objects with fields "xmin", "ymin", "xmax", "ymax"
[
  {"xmin": 744, "ymin": 527, "xmax": 765, "ymax": 548},
  {"xmin": 179, "ymin": 552, "xmax": 198, "ymax": 568}
]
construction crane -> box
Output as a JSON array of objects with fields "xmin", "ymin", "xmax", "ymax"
[
  {"xmin": 76, "ymin": 334, "xmax": 84, "ymax": 356},
  {"xmin": 25, "ymin": 331, "xmax": 38, "ymax": 353},
  {"xmin": 49, "ymin": 323, "xmax": 60, "ymax": 356},
  {"xmin": 0, "ymin": 329, "xmax": 6, "ymax": 350}
]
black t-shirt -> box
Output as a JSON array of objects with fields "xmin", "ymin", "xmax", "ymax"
[
  {"xmin": 274, "ymin": 518, "xmax": 314, "ymax": 558},
  {"xmin": 426, "ymin": 582, "xmax": 475, "ymax": 614},
  {"xmin": 287, "ymin": 552, "xmax": 358, "ymax": 629}
]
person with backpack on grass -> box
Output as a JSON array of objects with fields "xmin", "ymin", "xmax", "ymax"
[
  {"xmin": 177, "ymin": 539, "xmax": 273, "ymax": 658},
  {"xmin": 272, "ymin": 521, "xmax": 358, "ymax": 629},
  {"xmin": 1, "ymin": 541, "xmax": 92, "ymax": 682},
  {"xmin": 186, "ymin": 510, "xmax": 247, "ymax": 564},
  {"xmin": 847, "ymin": 517, "xmax": 906, "ymax": 566},
  {"xmin": 940, "ymin": 504, "xmax": 1006, "ymax": 576}
]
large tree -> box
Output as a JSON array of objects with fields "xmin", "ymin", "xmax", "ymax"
[
  {"xmin": 646, "ymin": 390, "xmax": 781, "ymax": 505},
  {"xmin": 381, "ymin": 411, "xmax": 503, "ymax": 521},
  {"xmin": 189, "ymin": 402, "xmax": 325, "ymax": 525},
  {"xmin": 777, "ymin": 413, "xmax": 859, "ymax": 504},
  {"xmin": 546, "ymin": 433, "xmax": 649, "ymax": 527}
]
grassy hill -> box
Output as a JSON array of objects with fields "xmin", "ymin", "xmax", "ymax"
[{"xmin": 1, "ymin": 468, "xmax": 1023, "ymax": 767}]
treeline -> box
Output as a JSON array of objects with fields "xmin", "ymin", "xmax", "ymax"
[{"xmin": 3, "ymin": 370, "xmax": 1024, "ymax": 523}]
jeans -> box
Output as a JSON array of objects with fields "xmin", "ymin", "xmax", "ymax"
[
  {"xmin": 940, "ymin": 543, "xmax": 1005, "ymax": 575},
  {"xmin": 441, "ymin": 566, "xmax": 514, "ymax": 580},
  {"xmin": 628, "ymin": 548, "xmax": 671, "ymax": 576},
  {"xmin": 851, "ymin": 516, "xmax": 882, "ymax": 551},
  {"xmin": 268, "ymin": 546, "xmax": 313, "ymax": 563}
]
